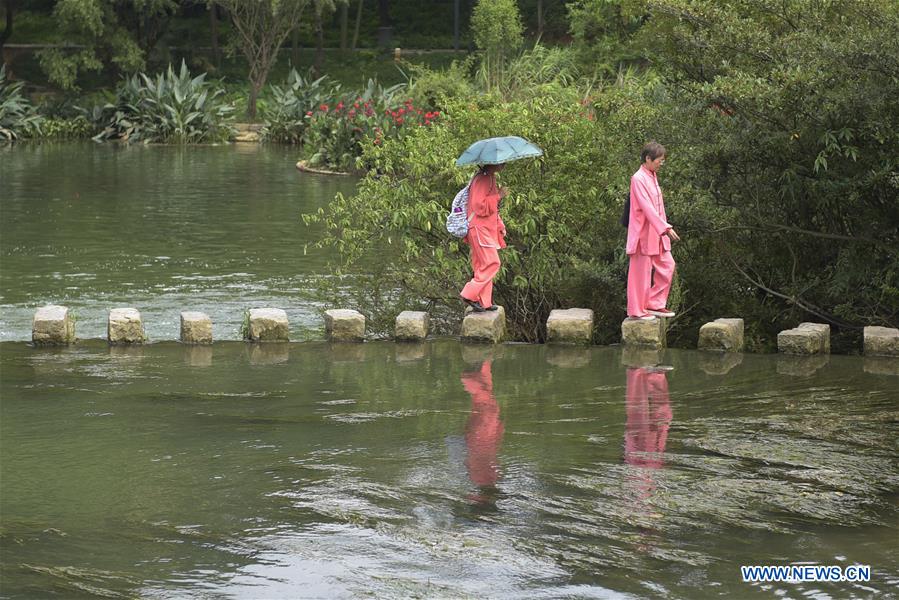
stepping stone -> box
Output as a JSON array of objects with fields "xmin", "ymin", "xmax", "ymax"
[
  {"xmin": 777, "ymin": 322, "xmax": 829, "ymax": 354},
  {"xmin": 325, "ymin": 309, "xmax": 365, "ymax": 342},
  {"xmin": 621, "ymin": 316, "xmax": 666, "ymax": 349},
  {"xmin": 32, "ymin": 305, "xmax": 75, "ymax": 345},
  {"xmin": 462, "ymin": 305, "xmax": 506, "ymax": 344},
  {"xmin": 698, "ymin": 318, "xmax": 744, "ymax": 352},
  {"xmin": 395, "ymin": 311, "xmax": 429, "ymax": 341},
  {"xmin": 863, "ymin": 326, "xmax": 899, "ymax": 357},
  {"xmin": 246, "ymin": 308, "xmax": 289, "ymax": 342},
  {"xmin": 546, "ymin": 308, "xmax": 594, "ymax": 345},
  {"xmin": 108, "ymin": 308, "xmax": 146, "ymax": 344},
  {"xmin": 180, "ymin": 311, "xmax": 212, "ymax": 344}
]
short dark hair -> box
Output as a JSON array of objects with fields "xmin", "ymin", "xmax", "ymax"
[{"xmin": 641, "ymin": 141, "xmax": 666, "ymax": 163}]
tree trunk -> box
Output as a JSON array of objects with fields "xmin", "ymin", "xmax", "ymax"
[
  {"xmin": 292, "ymin": 26, "xmax": 300, "ymax": 67},
  {"xmin": 351, "ymin": 0, "xmax": 363, "ymax": 51},
  {"xmin": 209, "ymin": 3, "xmax": 220, "ymax": 69},
  {"xmin": 537, "ymin": 0, "xmax": 544, "ymax": 38},
  {"xmin": 314, "ymin": 8, "xmax": 324, "ymax": 75},
  {"xmin": 339, "ymin": 2, "xmax": 348, "ymax": 52},
  {"xmin": 377, "ymin": 0, "xmax": 391, "ymax": 47},
  {"xmin": 453, "ymin": 0, "xmax": 459, "ymax": 50},
  {"xmin": 247, "ymin": 80, "xmax": 262, "ymax": 119},
  {"xmin": 1, "ymin": 0, "xmax": 17, "ymax": 53}
]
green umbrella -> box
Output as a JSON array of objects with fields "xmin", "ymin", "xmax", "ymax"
[{"xmin": 455, "ymin": 136, "xmax": 543, "ymax": 167}]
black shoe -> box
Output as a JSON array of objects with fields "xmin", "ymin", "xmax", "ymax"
[
  {"xmin": 460, "ymin": 296, "xmax": 486, "ymax": 312},
  {"xmin": 485, "ymin": 304, "xmax": 499, "ymax": 311}
]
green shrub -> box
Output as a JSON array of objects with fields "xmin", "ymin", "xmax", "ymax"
[
  {"xmin": 471, "ymin": 0, "xmax": 524, "ymax": 92},
  {"xmin": 405, "ymin": 60, "xmax": 476, "ymax": 112},
  {"xmin": 304, "ymin": 86, "xmax": 660, "ymax": 341},
  {"xmin": 263, "ymin": 69, "xmax": 337, "ymax": 144},
  {"xmin": 40, "ymin": 116, "xmax": 97, "ymax": 139},
  {"xmin": 0, "ymin": 66, "xmax": 44, "ymax": 140},
  {"xmin": 93, "ymin": 61, "xmax": 235, "ymax": 144}
]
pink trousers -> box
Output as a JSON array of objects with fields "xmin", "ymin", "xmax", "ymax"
[
  {"xmin": 627, "ymin": 251, "xmax": 675, "ymax": 317},
  {"xmin": 461, "ymin": 243, "xmax": 500, "ymax": 308}
]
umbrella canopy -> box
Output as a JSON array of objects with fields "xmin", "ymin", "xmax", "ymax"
[{"xmin": 455, "ymin": 136, "xmax": 543, "ymax": 167}]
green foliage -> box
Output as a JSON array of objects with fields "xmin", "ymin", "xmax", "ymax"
[
  {"xmin": 304, "ymin": 83, "xmax": 661, "ymax": 342},
  {"xmin": 36, "ymin": 0, "xmax": 177, "ymax": 90},
  {"xmin": 263, "ymin": 69, "xmax": 336, "ymax": 144},
  {"xmin": 567, "ymin": 0, "xmax": 646, "ymax": 74},
  {"xmin": 638, "ymin": 0, "xmax": 899, "ymax": 331},
  {"xmin": 0, "ymin": 66, "xmax": 44, "ymax": 140},
  {"xmin": 404, "ymin": 60, "xmax": 476, "ymax": 112},
  {"xmin": 471, "ymin": 0, "xmax": 524, "ymax": 91},
  {"xmin": 93, "ymin": 61, "xmax": 235, "ymax": 143},
  {"xmin": 40, "ymin": 116, "xmax": 96, "ymax": 139},
  {"xmin": 264, "ymin": 73, "xmax": 440, "ymax": 172}
]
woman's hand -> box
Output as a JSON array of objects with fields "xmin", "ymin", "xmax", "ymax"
[{"xmin": 666, "ymin": 227, "xmax": 681, "ymax": 242}]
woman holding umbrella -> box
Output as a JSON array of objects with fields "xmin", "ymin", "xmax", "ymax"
[{"xmin": 456, "ymin": 136, "xmax": 542, "ymax": 312}]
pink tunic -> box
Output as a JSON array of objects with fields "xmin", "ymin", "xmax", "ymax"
[{"xmin": 626, "ymin": 165, "xmax": 671, "ymax": 256}]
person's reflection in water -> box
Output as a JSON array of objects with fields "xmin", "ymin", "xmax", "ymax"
[
  {"xmin": 461, "ymin": 359, "xmax": 504, "ymax": 507},
  {"xmin": 624, "ymin": 366, "xmax": 672, "ymax": 470}
]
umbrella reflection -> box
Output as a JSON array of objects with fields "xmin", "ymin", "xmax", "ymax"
[{"xmin": 461, "ymin": 360, "xmax": 504, "ymax": 504}]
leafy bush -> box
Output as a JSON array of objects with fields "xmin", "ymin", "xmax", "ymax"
[
  {"xmin": 93, "ymin": 61, "xmax": 235, "ymax": 144},
  {"xmin": 304, "ymin": 86, "xmax": 659, "ymax": 341},
  {"xmin": 263, "ymin": 69, "xmax": 336, "ymax": 144},
  {"xmin": 40, "ymin": 116, "xmax": 97, "ymax": 139},
  {"xmin": 0, "ymin": 66, "xmax": 44, "ymax": 140},
  {"xmin": 471, "ymin": 0, "xmax": 524, "ymax": 92},
  {"xmin": 638, "ymin": 0, "xmax": 899, "ymax": 339},
  {"xmin": 405, "ymin": 60, "xmax": 476, "ymax": 112},
  {"xmin": 307, "ymin": 82, "xmax": 442, "ymax": 172}
]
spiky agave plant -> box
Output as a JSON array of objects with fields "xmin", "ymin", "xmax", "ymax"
[{"xmin": 0, "ymin": 65, "xmax": 44, "ymax": 140}]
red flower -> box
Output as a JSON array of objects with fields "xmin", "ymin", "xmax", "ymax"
[
  {"xmin": 306, "ymin": 111, "xmax": 313, "ymax": 117},
  {"xmin": 396, "ymin": 116, "xmax": 404, "ymax": 125},
  {"xmin": 319, "ymin": 104, "xmax": 329, "ymax": 112}
]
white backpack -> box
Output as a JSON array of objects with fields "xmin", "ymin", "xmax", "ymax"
[{"xmin": 446, "ymin": 178, "xmax": 474, "ymax": 238}]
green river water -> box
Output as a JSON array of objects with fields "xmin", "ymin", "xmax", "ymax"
[{"xmin": 1, "ymin": 144, "xmax": 898, "ymax": 599}]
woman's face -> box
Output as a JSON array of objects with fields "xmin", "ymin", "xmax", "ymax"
[{"xmin": 645, "ymin": 155, "xmax": 666, "ymax": 172}]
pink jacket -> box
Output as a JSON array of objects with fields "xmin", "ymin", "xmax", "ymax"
[
  {"xmin": 465, "ymin": 172, "xmax": 507, "ymax": 249},
  {"xmin": 626, "ymin": 165, "xmax": 671, "ymax": 256}
]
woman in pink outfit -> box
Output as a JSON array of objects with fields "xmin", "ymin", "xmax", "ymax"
[
  {"xmin": 460, "ymin": 164, "xmax": 507, "ymax": 312},
  {"xmin": 626, "ymin": 142, "xmax": 681, "ymax": 319}
]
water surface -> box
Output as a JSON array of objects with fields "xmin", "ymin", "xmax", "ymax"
[
  {"xmin": 0, "ymin": 142, "xmax": 357, "ymax": 341},
  {"xmin": 2, "ymin": 341, "xmax": 897, "ymax": 598}
]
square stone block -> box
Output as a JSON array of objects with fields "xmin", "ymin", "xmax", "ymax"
[
  {"xmin": 395, "ymin": 311, "xmax": 429, "ymax": 341},
  {"xmin": 621, "ymin": 317, "xmax": 666, "ymax": 349},
  {"xmin": 778, "ymin": 322, "xmax": 829, "ymax": 355},
  {"xmin": 462, "ymin": 306, "xmax": 506, "ymax": 343},
  {"xmin": 247, "ymin": 308, "xmax": 289, "ymax": 342},
  {"xmin": 32, "ymin": 305, "xmax": 75, "ymax": 345},
  {"xmin": 698, "ymin": 318, "xmax": 744, "ymax": 352},
  {"xmin": 325, "ymin": 309, "xmax": 365, "ymax": 342},
  {"xmin": 180, "ymin": 311, "xmax": 212, "ymax": 344},
  {"xmin": 546, "ymin": 308, "xmax": 594, "ymax": 345},
  {"xmin": 108, "ymin": 308, "xmax": 146, "ymax": 344},
  {"xmin": 863, "ymin": 326, "xmax": 899, "ymax": 357}
]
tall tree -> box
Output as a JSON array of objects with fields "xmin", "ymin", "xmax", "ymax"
[
  {"xmin": 211, "ymin": 0, "xmax": 311, "ymax": 119},
  {"xmin": 36, "ymin": 0, "xmax": 177, "ymax": 90},
  {"xmin": 1, "ymin": 0, "xmax": 18, "ymax": 53}
]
